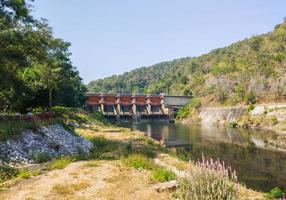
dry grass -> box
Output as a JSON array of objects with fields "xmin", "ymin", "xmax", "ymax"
[
  {"xmin": 51, "ymin": 181, "xmax": 90, "ymax": 196},
  {"xmin": 85, "ymin": 161, "xmax": 99, "ymax": 167},
  {"xmin": 51, "ymin": 184, "xmax": 75, "ymax": 195}
]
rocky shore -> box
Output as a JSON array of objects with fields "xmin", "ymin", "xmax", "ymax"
[{"xmin": 0, "ymin": 124, "xmax": 93, "ymax": 164}]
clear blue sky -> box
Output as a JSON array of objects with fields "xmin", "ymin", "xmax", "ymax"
[{"xmin": 32, "ymin": 0, "xmax": 286, "ymax": 83}]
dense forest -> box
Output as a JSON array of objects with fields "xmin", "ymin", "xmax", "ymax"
[
  {"xmin": 88, "ymin": 19, "xmax": 286, "ymax": 106},
  {"xmin": 0, "ymin": 0, "xmax": 86, "ymax": 112}
]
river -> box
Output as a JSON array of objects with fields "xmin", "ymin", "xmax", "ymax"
[{"xmin": 118, "ymin": 122, "xmax": 286, "ymax": 192}]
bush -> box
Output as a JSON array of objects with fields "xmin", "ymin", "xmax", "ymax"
[
  {"xmin": 229, "ymin": 122, "xmax": 238, "ymax": 128},
  {"xmin": 32, "ymin": 152, "xmax": 52, "ymax": 163},
  {"xmin": 265, "ymin": 187, "xmax": 285, "ymax": 199},
  {"xmin": 152, "ymin": 167, "xmax": 176, "ymax": 182},
  {"xmin": 32, "ymin": 107, "xmax": 44, "ymax": 115},
  {"xmin": 245, "ymin": 91, "xmax": 256, "ymax": 105},
  {"xmin": 176, "ymin": 156, "xmax": 239, "ymax": 200},
  {"xmin": 51, "ymin": 106, "xmax": 73, "ymax": 116},
  {"xmin": 176, "ymin": 148, "xmax": 189, "ymax": 161},
  {"xmin": 122, "ymin": 154, "xmax": 154, "ymax": 170},
  {"xmin": 270, "ymin": 116, "xmax": 279, "ymax": 125},
  {"xmin": 0, "ymin": 118, "xmax": 60, "ymax": 141},
  {"xmin": 176, "ymin": 98, "xmax": 201, "ymax": 119}
]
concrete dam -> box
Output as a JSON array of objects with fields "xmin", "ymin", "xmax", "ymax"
[{"xmin": 86, "ymin": 93, "xmax": 192, "ymax": 120}]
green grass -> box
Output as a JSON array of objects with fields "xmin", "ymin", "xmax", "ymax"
[
  {"xmin": 122, "ymin": 154, "xmax": 154, "ymax": 170},
  {"xmin": 47, "ymin": 157, "xmax": 74, "ymax": 170},
  {"xmin": 87, "ymin": 136, "xmax": 118, "ymax": 159},
  {"xmin": 265, "ymin": 187, "xmax": 285, "ymax": 199},
  {"xmin": 32, "ymin": 152, "xmax": 52, "ymax": 163},
  {"xmin": 151, "ymin": 167, "xmax": 176, "ymax": 182},
  {"xmin": 0, "ymin": 119, "xmax": 60, "ymax": 141},
  {"xmin": 0, "ymin": 165, "xmax": 40, "ymax": 191}
]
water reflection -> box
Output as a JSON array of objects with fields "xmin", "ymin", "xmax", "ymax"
[{"xmin": 119, "ymin": 122, "xmax": 286, "ymax": 192}]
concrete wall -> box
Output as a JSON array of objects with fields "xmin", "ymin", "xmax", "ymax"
[
  {"xmin": 199, "ymin": 107, "xmax": 247, "ymax": 124},
  {"xmin": 164, "ymin": 96, "xmax": 192, "ymax": 107},
  {"xmin": 197, "ymin": 104, "xmax": 286, "ymax": 125}
]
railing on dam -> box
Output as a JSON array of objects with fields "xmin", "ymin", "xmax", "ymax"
[{"xmin": 86, "ymin": 93, "xmax": 192, "ymax": 119}]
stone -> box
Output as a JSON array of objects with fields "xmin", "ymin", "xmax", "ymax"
[
  {"xmin": 68, "ymin": 122, "xmax": 80, "ymax": 128},
  {"xmin": 27, "ymin": 112, "xmax": 33, "ymax": 117},
  {"xmin": 0, "ymin": 124, "xmax": 94, "ymax": 164},
  {"xmin": 152, "ymin": 180, "xmax": 177, "ymax": 192}
]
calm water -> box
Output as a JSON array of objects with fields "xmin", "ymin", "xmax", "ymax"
[{"xmin": 118, "ymin": 122, "xmax": 286, "ymax": 192}]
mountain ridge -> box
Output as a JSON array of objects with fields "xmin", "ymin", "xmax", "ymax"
[{"xmin": 88, "ymin": 19, "xmax": 286, "ymax": 106}]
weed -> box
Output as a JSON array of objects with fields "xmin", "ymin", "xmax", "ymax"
[
  {"xmin": 122, "ymin": 154, "xmax": 154, "ymax": 170},
  {"xmin": 0, "ymin": 119, "xmax": 60, "ymax": 141},
  {"xmin": 85, "ymin": 161, "xmax": 99, "ymax": 167},
  {"xmin": 151, "ymin": 167, "xmax": 176, "ymax": 182},
  {"xmin": 176, "ymin": 148, "xmax": 189, "ymax": 161},
  {"xmin": 176, "ymin": 156, "xmax": 239, "ymax": 200},
  {"xmin": 32, "ymin": 152, "xmax": 52, "ymax": 163},
  {"xmin": 265, "ymin": 187, "xmax": 285, "ymax": 199},
  {"xmin": 47, "ymin": 157, "xmax": 74, "ymax": 170},
  {"xmin": 51, "ymin": 184, "xmax": 74, "ymax": 195}
]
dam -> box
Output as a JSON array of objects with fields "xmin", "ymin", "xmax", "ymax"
[{"xmin": 86, "ymin": 93, "xmax": 192, "ymax": 120}]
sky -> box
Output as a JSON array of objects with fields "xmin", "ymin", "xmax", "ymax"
[{"xmin": 32, "ymin": 0, "xmax": 286, "ymax": 84}]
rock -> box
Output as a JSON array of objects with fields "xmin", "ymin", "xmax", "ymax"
[
  {"xmin": 152, "ymin": 180, "xmax": 177, "ymax": 192},
  {"xmin": 68, "ymin": 122, "xmax": 80, "ymax": 128},
  {"xmin": 27, "ymin": 112, "xmax": 33, "ymax": 117},
  {"xmin": 0, "ymin": 124, "xmax": 94, "ymax": 164}
]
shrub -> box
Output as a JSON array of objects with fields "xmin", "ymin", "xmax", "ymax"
[
  {"xmin": 229, "ymin": 122, "xmax": 238, "ymax": 128},
  {"xmin": 32, "ymin": 152, "xmax": 52, "ymax": 163},
  {"xmin": 270, "ymin": 116, "xmax": 279, "ymax": 125},
  {"xmin": 32, "ymin": 107, "xmax": 44, "ymax": 115},
  {"xmin": 176, "ymin": 156, "xmax": 239, "ymax": 200},
  {"xmin": 245, "ymin": 91, "xmax": 256, "ymax": 105},
  {"xmin": 152, "ymin": 167, "xmax": 176, "ymax": 182},
  {"xmin": 265, "ymin": 187, "xmax": 285, "ymax": 199},
  {"xmin": 0, "ymin": 119, "xmax": 58, "ymax": 141},
  {"xmin": 176, "ymin": 98, "xmax": 201, "ymax": 119},
  {"xmin": 176, "ymin": 148, "xmax": 189, "ymax": 161},
  {"xmin": 0, "ymin": 166, "xmax": 18, "ymax": 183},
  {"xmin": 248, "ymin": 104, "xmax": 255, "ymax": 111},
  {"xmin": 122, "ymin": 154, "xmax": 154, "ymax": 170},
  {"xmin": 51, "ymin": 106, "xmax": 73, "ymax": 116}
]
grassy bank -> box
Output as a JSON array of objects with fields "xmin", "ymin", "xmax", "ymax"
[{"xmin": 0, "ymin": 110, "xmax": 271, "ymax": 199}]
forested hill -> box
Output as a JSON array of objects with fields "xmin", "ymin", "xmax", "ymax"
[{"xmin": 88, "ymin": 19, "xmax": 286, "ymax": 106}]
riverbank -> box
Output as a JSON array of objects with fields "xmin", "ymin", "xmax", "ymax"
[
  {"xmin": 180, "ymin": 103, "xmax": 286, "ymax": 134},
  {"xmin": 0, "ymin": 113, "xmax": 266, "ymax": 199}
]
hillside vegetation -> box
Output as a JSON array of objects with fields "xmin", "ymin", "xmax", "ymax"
[
  {"xmin": 0, "ymin": 0, "xmax": 86, "ymax": 112},
  {"xmin": 88, "ymin": 19, "xmax": 286, "ymax": 106}
]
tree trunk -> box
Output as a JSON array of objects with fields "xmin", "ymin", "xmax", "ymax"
[{"xmin": 49, "ymin": 88, "xmax": 52, "ymax": 107}]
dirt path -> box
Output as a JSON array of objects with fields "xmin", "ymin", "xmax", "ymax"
[{"xmin": 0, "ymin": 160, "xmax": 171, "ymax": 200}]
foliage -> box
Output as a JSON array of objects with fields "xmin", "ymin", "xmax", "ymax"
[
  {"xmin": 51, "ymin": 106, "xmax": 73, "ymax": 116},
  {"xmin": 32, "ymin": 152, "xmax": 52, "ymax": 163},
  {"xmin": 0, "ymin": 165, "xmax": 40, "ymax": 190},
  {"xmin": 151, "ymin": 167, "xmax": 176, "ymax": 182},
  {"xmin": 47, "ymin": 157, "xmax": 74, "ymax": 170},
  {"xmin": 245, "ymin": 91, "xmax": 257, "ymax": 105},
  {"xmin": 88, "ymin": 19, "xmax": 286, "ymax": 106},
  {"xmin": 265, "ymin": 187, "xmax": 285, "ymax": 199},
  {"xmin": 0, "ymin": 0, "xmax": 86, "ymax": 112},
  {"xmin": 229, "ymin": 122, "xmax": 238, "ymax": 128},
  {"xmin": 0, "ymin": 119, "xmax": 59, "ymax": 141},
  {"xmin": 176, "ymin": 148, "xmax": 190, "ymax": 161},
  {"xmin": 176, "ymin": 98, "xmax": 201, "ymax": 119},
  {"xmin": 176, "ymin": 156, "xmax": 239, "ymax": 200},
  {"xmin": 122, "ymin": 154, "xmax": 154, "ymax": 170}
]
